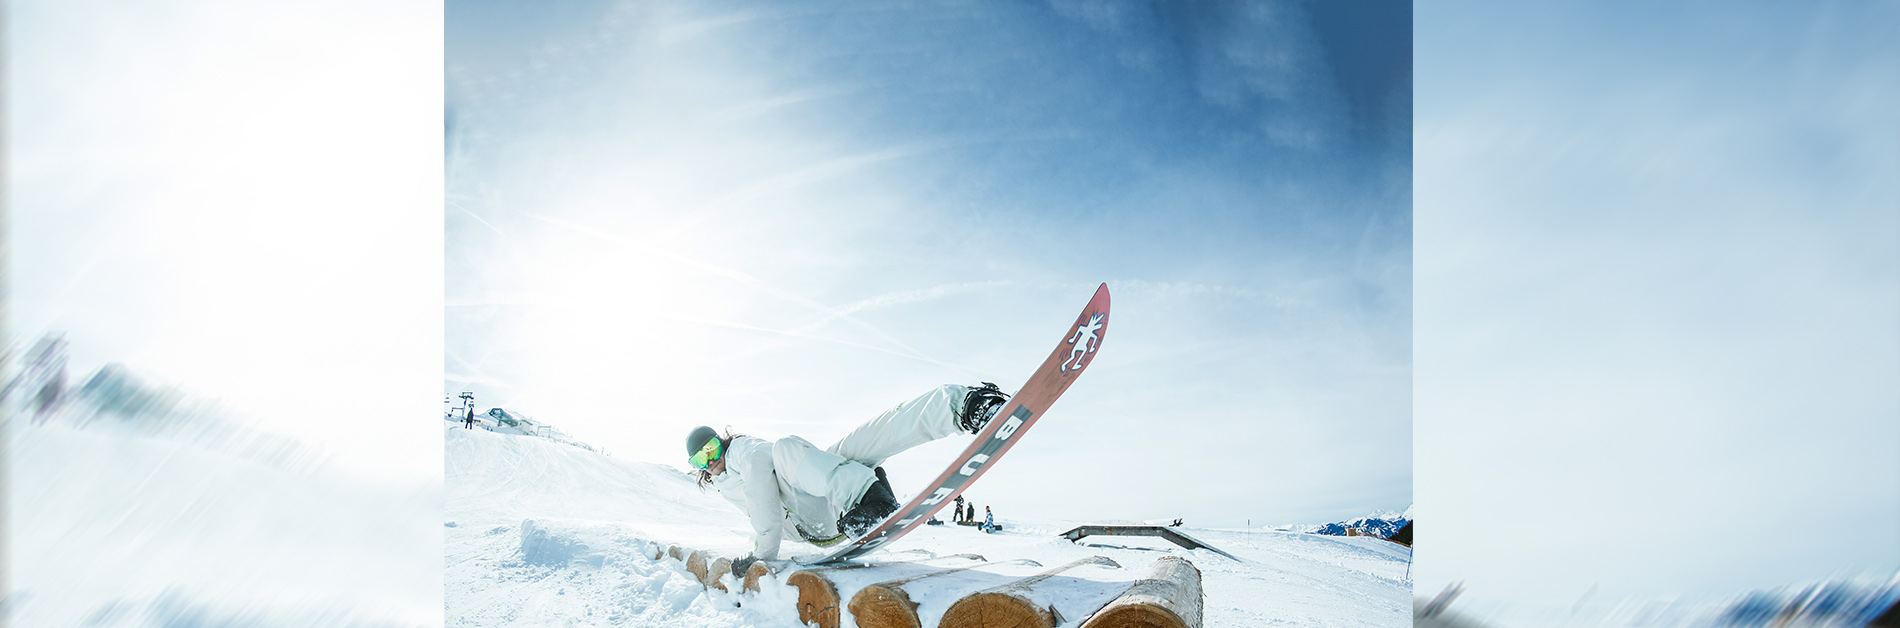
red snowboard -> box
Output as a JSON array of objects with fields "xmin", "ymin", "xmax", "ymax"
[{"xmin": 810, "ymin": 283, "xmax": 1111, "ymax": 564}]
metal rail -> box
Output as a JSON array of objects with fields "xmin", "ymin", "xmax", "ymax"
[{"xmin": 1057, "ymin": 526, "xmax": 1241, "ymax": 562}]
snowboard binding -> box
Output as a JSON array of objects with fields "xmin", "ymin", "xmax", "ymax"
[{"xmin": 957, "ymin": 382, "xmax": 1010, "ymax": 434}]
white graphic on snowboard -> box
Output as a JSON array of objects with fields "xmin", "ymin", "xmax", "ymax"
[{"xmin": 1061, "ymin": 313, "xmax": 1106, "ymax": 372}]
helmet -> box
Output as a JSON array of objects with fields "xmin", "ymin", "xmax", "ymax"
[
  {"xmin": 686, "ymin": 426, "xmax": 725, "ymax": 470},
  {"xmin": 686, "ymin": 426, "xmax": 719, "ymax": 455}
]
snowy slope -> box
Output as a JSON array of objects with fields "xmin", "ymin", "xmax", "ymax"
[
  {"xmin": 445, "ymin": 424, "xmax": 803, "ymax": 628},
  {"xmin": 445, "ymin": 425, "xmax": 1411, "ymax": 627},
  {"xmin": 6, "ymin": 410, "xmax": 440, "ymax": 627}
]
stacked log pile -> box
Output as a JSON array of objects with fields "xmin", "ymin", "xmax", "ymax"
[
  {"xmin": 784, "ymin": 554, "xmax": 1006, "ymax": 628},
  {"xmin": 631, "ymin": 539, "xmax": 1203, "ymax": 628},
  {"xmin": 844, "ymin": 557, "xmax": 1059, "ymax": 628},
  {"xmin": 878, "ymin": 556, "xmax": 1122, "ymax": 628}
]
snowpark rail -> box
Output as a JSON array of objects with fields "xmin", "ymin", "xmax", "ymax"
[{"xmin": 1057, "ymin": 525, "xmax": 1242, "ymax": 562}]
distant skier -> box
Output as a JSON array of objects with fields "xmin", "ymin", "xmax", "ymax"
[
  {"xmin": 464, "ymin": 413, "xmax": 475, "ymax": 429},
  {"xmin": 982, "ymin": 506, "xmax": 995, "ymax": 533},
  {"xmin": 1171, "ymin": 518, "xmax": 1183, "ymax": 527},
  {"xmin": 687, "ymin": 383, "xmax": 1010, "ymax": 574}
]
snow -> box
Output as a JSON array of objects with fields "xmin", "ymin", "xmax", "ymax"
[
  {"xmin": 6, "ymin": 401, "xmax": 1409, "ymax": 627},
  {"xmin": 445, "ymin": 425, "xmax": 1412, "ymax": 627},
  {"xmin": 5, "ymin": 409, "xmax": 440, "ymax": 627}
]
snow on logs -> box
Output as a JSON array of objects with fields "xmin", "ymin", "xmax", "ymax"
[
  {"xmin": 785, "ymin": 554, "xmax": 1000, "ymax": 628},
  {"xmin": 1076, "ymin": 556, "xmax": 1203, "ymax": 628},
  {"xmin": 846, "ymin": 557, "xmax": 1056, "ymax": 628},
  {"xmin": 934, "ymin": 556, "xmax": 1130, "ymax": 628},
  {"xmin": 847, "ymin": 555, "xmax": 1203, "ymax": 628}
]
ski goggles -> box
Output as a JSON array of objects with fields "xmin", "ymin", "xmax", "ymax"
[{"xmin": 688, "ymin": 438, "xmax": 723, "ymax": 470}]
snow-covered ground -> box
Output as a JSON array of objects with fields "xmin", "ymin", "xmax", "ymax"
[
  {"xmin": 445, "ymin": 425, "xmax": 1412, "ymax": 627},
  {"xmin": 5, "ymin": 407, "xmax": 441, "ymax": 627}
]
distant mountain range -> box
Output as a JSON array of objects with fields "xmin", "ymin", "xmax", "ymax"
[{"xmin": 1310, "ymin": 507, "xmax": 1411, "ymax": 539}]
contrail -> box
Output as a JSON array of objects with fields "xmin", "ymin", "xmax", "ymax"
[
  {"xmin": 789, "ymin": 281, "xmax": 1012, "ymax": 335},
  {"xmin": 448, "ymin": 198, "xmax": 506, "ymax": 236},
  {"xmin": 523, "ymin": 212, "xmax": 960, "ymax": 370},
  {"xmin": 660, "ymin": 314, "xmax": 987, "ymax": 378}
]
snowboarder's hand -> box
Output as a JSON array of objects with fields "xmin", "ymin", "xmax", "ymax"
[{"xmin": 730, "ymin": 555, "xmax": 760, "ymax": 578}]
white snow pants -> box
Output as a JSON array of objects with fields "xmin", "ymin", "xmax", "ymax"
[
  {"xmin": 771, "ymin": 384, "xmax": 969, "ymax": 534},
  {"xmin": 828, "ymin": 383, "xmax": 968, "ymax": 467}
]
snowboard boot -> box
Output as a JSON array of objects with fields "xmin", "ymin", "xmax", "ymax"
[
  {"xmin": 839, "ymin": 467, "xmax": 898, "ymax": 538},
  {"xmin": 956, "ymin": 382, "xmax": 1010, "ymax": 434}
]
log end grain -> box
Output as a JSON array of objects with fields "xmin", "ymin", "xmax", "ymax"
[
  {"xmin": 1079, "ymin": 556, "xmax": 1202, "ymax": 628},
  {"xmin": 685, "ymin": 551, "xmax": 710, "ymax": 584},
  {"xmin": 707, "ymin": 557, "xmax": 732, "ymax": 591},
  {"xmin": 786, "ymin": 570, "xmax": 842, "ymax": 628},
  {"xmin": 742, "ymin": 561, "xmax": 774, "ymax": 593},
  {"xmin": 939, "ymin": 592, "xmax": 1055, "ymax": 628},
  {"xmin": 847, "ymin": 584, "xmax": 922, "ymax": 628},
  {"xmin": 1079, "ymin": 601, "xmax": 1190, "ymax": 628}
]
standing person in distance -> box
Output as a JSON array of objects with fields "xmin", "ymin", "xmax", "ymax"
[{"xmin": 687, "ymin": 383, "xmax": 1010, "ymax": 575}]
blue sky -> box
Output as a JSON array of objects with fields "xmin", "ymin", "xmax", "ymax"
[
  {"xmin": 445, "ymin": 0, "xmax": 1412, "ymax": 527},
  {"xmin": 1415, "ymin": 0, "xmax": 1899, "ymax": 610}
]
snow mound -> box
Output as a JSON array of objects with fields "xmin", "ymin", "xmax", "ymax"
[{"xmin": 518, "ymin": 518, "xmax": 658, "ymax": 568}]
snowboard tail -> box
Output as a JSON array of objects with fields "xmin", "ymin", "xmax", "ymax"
[{"xmin": 808, "ymin": 283, "xmax": 1111, "ymax": 564}]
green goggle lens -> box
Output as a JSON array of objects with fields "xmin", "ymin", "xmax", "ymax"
[{"xmin": 689, "ymin": 438, "xmax": 722, "ymax": 470}]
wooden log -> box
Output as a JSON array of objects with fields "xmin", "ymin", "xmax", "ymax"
[
  {"xmin": 684, "ymin": 550, "xmax": 734, "ymax": 591},
  {"xmin": 742, "ymin": 560, "xmax": 775, "ymax": 593},
  {"xmin": 937, "ymin": 557, "xmax": 1122, "ymax": 628},
  {"xmin": 786, "ymin": 569, "xmax": 845, "ymax": 628},
  {"xmin": 707, "ymin": 557, "xmax": 733, "ymax": 592},
  {"xmin": 686, "ymin": 550, "xmax": 710, "ymax": 584},
  {"xmin": 848, "ymin": 559, "xmax": 1047, "ymax": 628},
  {"xmin": 786, "ymin": 554, "xmax": 993, "ymax": 628},
  {"xmin": 1077, "ymin": 556, "xmax": 1202, "ymax": 628}
]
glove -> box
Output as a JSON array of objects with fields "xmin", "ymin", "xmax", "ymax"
[{"xmin": 731, "ymin": 555, "xmax": 760, "ymax": 578}]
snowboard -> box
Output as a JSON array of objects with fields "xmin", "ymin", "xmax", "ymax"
[{"xmin": 807, "ymin": 283, "xmax": 1111, "ymax": 564}]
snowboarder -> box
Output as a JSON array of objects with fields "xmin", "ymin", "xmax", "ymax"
[
  {"xmin": 965, "ymin": 502, "xmax": 977, "ymax": 525},
  {"xmin": 953, "ymin": 495, "xmax": 967, "ymax": 524},
  {"xmin": 688, "ymin": 383, "xmax": 1010, "ymax": 575},
  {"xmin": 982, "ymin": 506, "xmax": 995, "ymax": 533}
]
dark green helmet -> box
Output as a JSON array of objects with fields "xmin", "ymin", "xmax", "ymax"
[
  {"xmin": 687, "ymin": 426, "xmax": 725, "ymax": 470},
  {"xmin": 686, "ymin": 426, "xmax": 719, "ymax": 456}
]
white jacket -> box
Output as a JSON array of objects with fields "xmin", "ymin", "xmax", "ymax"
[{"xmin": 710, "ymin": 384, "xmax": 969, "ymax": 560}]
